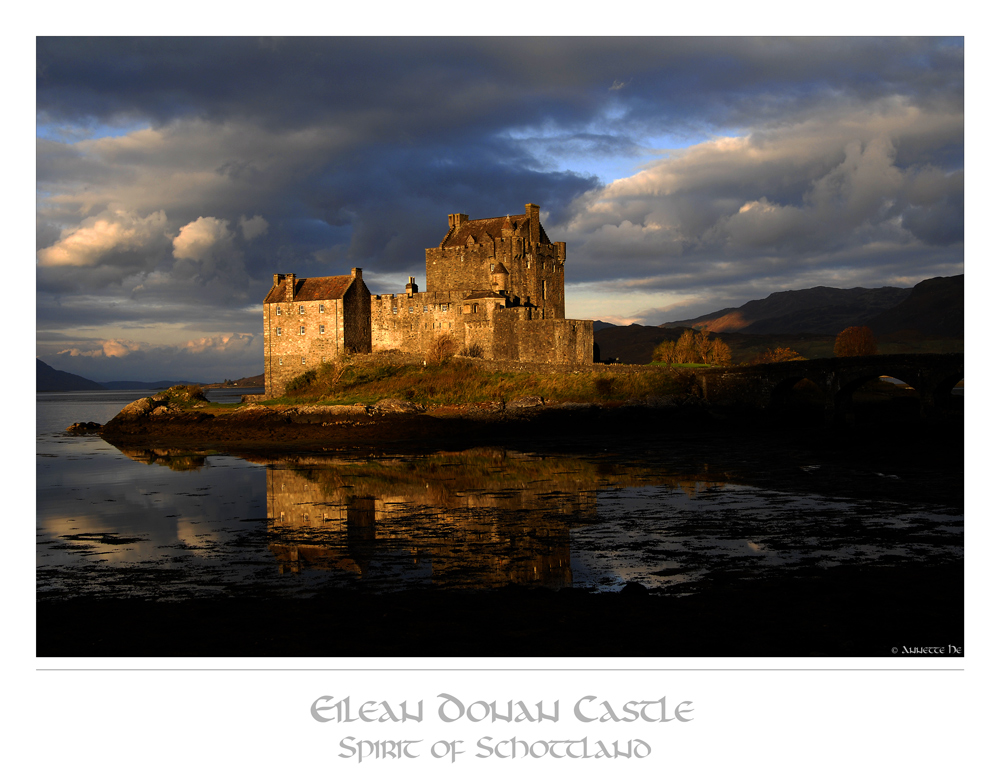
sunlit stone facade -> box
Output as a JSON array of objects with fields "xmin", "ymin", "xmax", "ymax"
[{"xmin": 264, "ymin": 204, "xmax": 593, "ymax": 397}]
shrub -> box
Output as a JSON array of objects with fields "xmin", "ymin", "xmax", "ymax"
[
  {"xmin": 427, "ymin": 334, "xmax": 457, "ymax": 365},
  {"xmin": 161, "ymin": 384, "xmax": 207, "ymax": 405},
  {"xmin": 749, "ymin": 347, "xmax": 806, "ymax": 365},
  {"xmin": 459, "ymin": 342, "xmax": 485, "ymax": 358},
  {"xmin": 285, "ymin": 369, "xmax": 318, "ymax": 395}
]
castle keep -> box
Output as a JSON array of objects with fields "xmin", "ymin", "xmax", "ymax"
[{"xmin": 264, "ymin": 204, "xmax": 593, "ymax": 397}]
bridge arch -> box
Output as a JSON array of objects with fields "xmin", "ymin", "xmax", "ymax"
[{"xmin": 767, "ymin": 373, "xmax": 828, "ymax": 411}]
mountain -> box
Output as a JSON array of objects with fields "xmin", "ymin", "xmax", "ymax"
[
  {"xmin": 592, "ymin": 320, "xmax": 617, "ymax": 332},
  {"xmin": 36, "ymin": 359, "xmax": 104, "ymax": 392},
  {"xmin": 100, "ymin": 379, "xmax": 198, "ymax": 390},
  {"xmin": 865, "ymin": 275, "xmax": 964, "ymax": 338},
  {"xmin": 660, "ymin": 286, "xmax": 912, "ymax": 334}
]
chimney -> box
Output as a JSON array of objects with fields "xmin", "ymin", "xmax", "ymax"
[
  {"xmin": 351, "ymin": 267, "xmax": 362, "ymax": 279},
  {"xmin": 525, "ymin": 203, "xmax": 540, "ymax": 244},
  {"xmin": 272, "ymin": 273, "xmax": 281, "ymax": 287},
  {"xmin": 449, "ymin": 213, "xmax": 468, "ymax": 230},
  {"xmin": 405, "ymin": 276, "xmax": 418, "ymax": 297},
  {"xmin": 284, "ymin": 273, "xmax": 296, "ymax": 302}
]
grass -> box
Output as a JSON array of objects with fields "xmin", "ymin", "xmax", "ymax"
[{"xmin": 269, "ymin": 358, "xmax": 687, "ymax": 407}]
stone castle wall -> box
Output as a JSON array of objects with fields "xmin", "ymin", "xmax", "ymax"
[
  {"xmin": 264, "ymin": 275, "xmax": 371, "ymax": 396},
  {"xmin": 425, "ymin": 206, "xmax": 566, "ymax": 320},
  {"xmin": 264, "ymin": 204, "xmax": 591, "ymax": 397}
]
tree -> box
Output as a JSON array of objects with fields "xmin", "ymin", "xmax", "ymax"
[
  {"xmin": 676, "ymin": 330, "xmax": 698, "ymax": 363},
  {"xmin": 427, "ymin": 334, "xmax": 457, "ymax": 364},
  {"xmin": 653, "ymin": 331, "xmax": 731, "ymax": 366},
  {"xmin": 710, "ymin": 339, "xmax": 732, "ymax": 366},
  {"xmin": 834, "ymin": 326, "xmax": 878, "ymax": 357},
  {"xmin": 694, "ymin": 330, "xmax": 712, "ymax": 363},
  {"xmin": 652, "ymin": 339, "xmax": 677, "ymax": 364}
]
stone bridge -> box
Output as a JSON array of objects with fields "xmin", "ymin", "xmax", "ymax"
[{"xmin": 692, "ymin": 353, "xmax": 964, "ymax": 422}]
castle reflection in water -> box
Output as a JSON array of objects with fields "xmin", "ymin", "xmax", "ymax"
[
  {"xmin": 267, "ymin": 445, "xmax": 738, "ymax": 590},
  {"xmin": 264, "ymin": 449, "xmax": 620, "ymax": 588}
]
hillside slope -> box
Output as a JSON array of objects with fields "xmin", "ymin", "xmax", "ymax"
[
  {"xmin": 662, "ymin": 286, "xmax": 910, "ymax": 334},
  {"xmin": 866, "ymin": 275, "xmax": 964, "ymax": 337},
  {"xmin": 36, "ymin": 359, "xmax": 104, "ymax": 392}
]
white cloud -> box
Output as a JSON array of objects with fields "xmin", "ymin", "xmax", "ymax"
[
  {"xmin": 36, "ymin": 209, "xmax": 168, "ymax": 267},
  {"xmin": 172, "ymin": 216, "xmax": 233, "ymax": 261},
  {"xmin": 560, "ymin": 99, "xmax": 963, "ymax": 287},
  {"xmin": 58, "ymin": 338, "xmax": 143, "ymax": 358}
]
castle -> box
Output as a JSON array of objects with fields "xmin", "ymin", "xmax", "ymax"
[{"xmin": 263, "ymin": 203, "xmax": 594, "ymax": 397}]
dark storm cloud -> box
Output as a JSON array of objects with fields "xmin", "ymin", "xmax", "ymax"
[
  {"xmin": 36, "ymin": 36, "xmax": 963, "ymax": 376},
  {"xmin": 36, "ymin": 37, "xmax": 963, "ymax": 132}
]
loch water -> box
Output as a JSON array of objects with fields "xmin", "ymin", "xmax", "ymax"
[{"xmin": 36, "ymin": 391, "xmax": 963, "ymax": 600}]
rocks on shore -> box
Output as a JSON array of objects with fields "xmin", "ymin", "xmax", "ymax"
[
  {"xmin": 373, "ymin": 398, "xmax": 425, "ymax": 414},
  {"xmin": 66, "ymin": 421, "xmax": 103, "ymax": 434}
]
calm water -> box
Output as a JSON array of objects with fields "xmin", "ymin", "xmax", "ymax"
[{"xmin": 36, "ymin": 391, "xmax": 963, "ymax": 600}]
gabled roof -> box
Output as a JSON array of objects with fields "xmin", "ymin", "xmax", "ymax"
[
  {"xmin": 264, "ymin": 275, "xmax": 356, "ymax": 304},
  {"xmin": 442, "ymin": 214, "xmax": 552, "ymax": 249}
]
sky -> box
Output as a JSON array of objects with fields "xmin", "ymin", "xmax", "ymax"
[{"xmin": 35, "ymin": 36, "xmax": 965, "ymax": 383}]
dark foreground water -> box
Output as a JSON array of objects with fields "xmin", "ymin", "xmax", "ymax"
[{"xmin": 36, "ymin": 391, "xmax": 963, "ymax": 602}]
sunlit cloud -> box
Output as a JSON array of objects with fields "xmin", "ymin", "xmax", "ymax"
[
  {"xmin": 37, "ymin": 208, "xmax": 168, "ymax": 267},
  {"xmin": 172, "ymin": 216, "xmax": 234, "ymax": 261}
]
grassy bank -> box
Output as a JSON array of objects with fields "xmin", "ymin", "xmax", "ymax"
[{"xmin": 270, "ymin": 357, "xmax": 685, "ymax": 406}]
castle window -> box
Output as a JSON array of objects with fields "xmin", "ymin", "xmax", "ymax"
[
  {"xmin": 423, "ymin": 305, "xmax": 428, "ymax": 313},
  {"xmin": 276, "ymin": 327, "xmax": 282, "ymax": 335},
  {"xmin": 473, "ymin": 304, "xmax": 479, "ymax": 313},
  {"xmin": 279, "ymin": 358, "xmax": 283, "ymax": 365},
  {"xmin": 299, "ymin": 326, "xmax": 305, "ymax": 335},
  {"xmin": 301, "ymin": 357, "xmax": 306, "ymax": 364},
  {"xmin": 393, "ymin": 307, "xmax": 397, "ymax": 314},
  {"xmin": 319, "ymin": 304, "xmax": 325, "ymax": 313},
  {"xmin": 320, "ymin": 325, "xmax": 326, "ymax": 334},
  {"xmin": 409, "ymin": 306, "xmax": 413, "ymax": 314},
  {"xmin": 299, "ymin": 305, "xmax": 305, "ymax": 314},
  {"xmin": 276, "ymin": 307, "xmax": 282, "ymax": 315},
  {"xmin": 543, "ymin": 280, "xmax": 547, "ymax": 300},
  {"xmin": 322, "ymin": 356, "xmax": 327, "ymax": 363},
  {"xmin": 490, "ymin": 263, "xmax": 495, "ymax": 271}
]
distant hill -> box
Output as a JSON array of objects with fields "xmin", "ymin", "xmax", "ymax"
[
  {"xmin": 230, "ymin": 373, "xmax": 264, "ymax": 388},
  {"xmin": 36, "ymin": 359, "xmax": 104, "ymax": 392},
  {"xmin": 36, "ymin": 359, "xmax": 202, "ymax": 391},
  {"xmin": 596, "ymin": 274, "xmax": 963, "ymax": 364},
  {"xmin": 866, "ymin": 276, "xmax": 964, "ymax": 338},
  {"xmin": 100, "ymin": 379, "xmax": 198, "ymax": 390},
  {"xmin": 592, "ymin": 320, "xmax": 617, "ymax": 332},
  {"xmin": 660, "ymin": 286, "xmax": 912, "ymax": 335}
]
